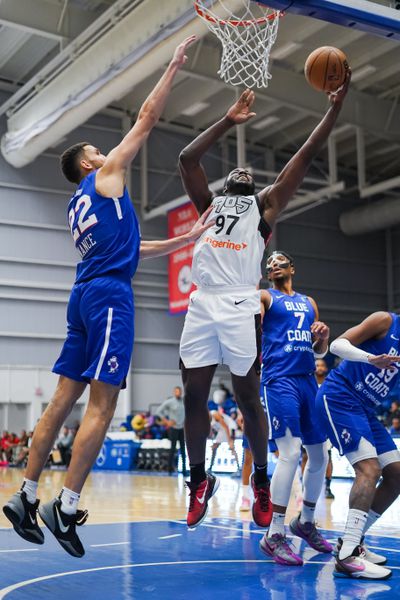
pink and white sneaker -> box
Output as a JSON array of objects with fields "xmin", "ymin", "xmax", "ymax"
[
  {"xmin": 334, "ymin": 543, "xmax": 391, "ymax": 580},
  {"xmin": 260, "ymin": 533, "xmax": 303, "ymax": 566}
]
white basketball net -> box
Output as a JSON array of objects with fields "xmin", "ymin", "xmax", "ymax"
[{"xmin": 194, "ymin": 1, "xmax": 282, "ymax": 88}]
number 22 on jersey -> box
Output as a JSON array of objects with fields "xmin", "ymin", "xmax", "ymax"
[{"xmin": 68, "ymin": 194, "xmax": 98, "ymax": 242}]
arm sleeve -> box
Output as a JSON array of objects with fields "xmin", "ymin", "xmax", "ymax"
[{"xmin": 330, "ymin": 338, "xmax": 372, "ymax": 363}]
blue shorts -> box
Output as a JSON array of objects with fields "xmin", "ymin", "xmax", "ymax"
[
  {"xmin": 241, "ymin": 434, "xmax": 276, "ymax": 453},
  {"xmin": 261, "ymin": 374, "xmax": 326, "ymax": 445},
  {"xmin": 53, "ymin": 276, "xmax": 134, "ymax": 387},
  {"xmin": 315, "ymin": 382, "xmax": 397, "ymax": 456}
]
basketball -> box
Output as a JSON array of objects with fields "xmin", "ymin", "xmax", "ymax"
[{"xmin": 304, "ymin": 46, "xmax": 349, "ymax": 93}]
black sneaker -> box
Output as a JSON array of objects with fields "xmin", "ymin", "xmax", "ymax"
[
  {"xmin": 3, "ymin": 490, "xmax": 44, "ymax": 544},
  {"xmin": 38, "ymin": 497, "xmax": 88, "ymax": 558},
  {"xmin": 325, "ymin": 488, "xmax": 335, "ymax": 499}
]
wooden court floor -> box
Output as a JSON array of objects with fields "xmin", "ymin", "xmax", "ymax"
[
  {"xmin": 1, "ymin": 469, "xmax": 400, "ymax": 600},
  {"xmin": 2, "ymin": 467, "xmax": 400, "ymax": 534}
]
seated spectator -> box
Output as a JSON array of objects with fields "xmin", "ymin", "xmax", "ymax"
[
  {"xmin": 389, "ymin": 416, "xmax": 400, "ymax": 436},
  {"xmin": 56, "ymin": 426, "xmax": 74, "ymax": 466},
  {"xmin": 385, "ymin": 400, "xmax": 400, "ymax": 427},
  {"xmin": 0, "ymin": 431, "xmax": 16, "ymax": 463},
  {"xmin": 11, "ymin": 431, "xmax": 33, "ymax": 468}
]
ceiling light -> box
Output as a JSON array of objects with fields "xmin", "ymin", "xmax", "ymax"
[
  {"xmin": 251, "ymin": 115, "xmax": 281, "ymax": 130},
  {"xmin": 351, "ymin": 65, "xmax": 377, "ymax": 82},
  {"xmin": 271, "ymin": 42, "xmax": 302, "ymax": 60},
  {"xmin": 181, "ymin": 102, "xmax": 210, "ymax": 117}
]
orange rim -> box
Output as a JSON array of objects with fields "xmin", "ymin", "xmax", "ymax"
[{"xmin": 194, "ymin": 1, "xmax": 284, "ymax": 27}]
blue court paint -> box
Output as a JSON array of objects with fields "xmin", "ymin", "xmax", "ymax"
[
  {"xmin": 260, "ymin": 1, "xmax": 400, "ymax": 41},
  {"xmin": 0, "ymin": 518, "xmax": 399, "ymax": 599}
]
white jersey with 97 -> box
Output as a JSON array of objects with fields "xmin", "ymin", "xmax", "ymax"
[
  {"xmin": 191, "ymin": 194, "xmax": 269, "ymax": 289},
  {"xmin": 180, "ymin": 193, "xmax": 270, "ymax": 376}
]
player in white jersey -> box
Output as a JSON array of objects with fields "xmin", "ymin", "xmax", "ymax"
[{"xmin": 179, "ymin": 77, "xmax": 350, "ymax": 529}]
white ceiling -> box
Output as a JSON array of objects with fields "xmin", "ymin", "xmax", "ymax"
[{"xmin": 0, "ymin": 0, "xmax": 399, "ymax": 191}]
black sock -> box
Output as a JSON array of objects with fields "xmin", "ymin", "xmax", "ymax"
[
  {"xmin": 326, "ymin": 477, "xmax": 331, "ymax": 488},
  {"xmin": 253, "ymin": 463, "xmax": 268, "ymax": 485},
  {"xmin": 190, "ymin": 462, "xmax": 206, "ymax": 485}
]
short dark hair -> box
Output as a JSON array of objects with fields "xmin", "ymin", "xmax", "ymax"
[{"xmin": 60, "ymin": 142, "xmax": 90, "ymax": 184}]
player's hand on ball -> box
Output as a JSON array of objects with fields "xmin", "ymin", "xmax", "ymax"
[
  {"xmin": 368, "ymin": 354, "xmax": 400, "ymax": 369},
  {"xmin": 311, "ymin": 321, "xmax": 330, "ymax": 340},
  {"xmin": 171, "ymin": 35, "xmax": 197, "ymax": 67},
  {"xmin": 226, "ymin": 89, "xmax": 256, "ymax": 125},
  {"xmin": 328, "ymin": 68, "xmax": 351, "ymax": 106}
]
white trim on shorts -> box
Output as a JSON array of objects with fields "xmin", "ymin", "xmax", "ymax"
[
  {"xmin": 113, "ymin": 197, "xmax": 123, "ymax": 220},
  {"xmin": 262, "ymin": 385, "xmax": 272, "ymax": 435},
  {"xmin": 94, "ymin": 307, "xmax": 113, "ymax": 380},
  {"xmin": 323, "ymin": 394, "xmax": 343, "ymax": 454},
  {"xmin": 346, "ymin": 438, "xmax": 400, "ymax": 468}
]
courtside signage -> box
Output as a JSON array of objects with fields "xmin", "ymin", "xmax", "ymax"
[{"xmin": 168, "ymin": 202, "xmax": 198, "ymax": 314}]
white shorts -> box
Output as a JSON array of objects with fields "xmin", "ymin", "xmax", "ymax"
[{"xmin": 180, "ymin": 287, "xmax": 261, "ymax": 377}]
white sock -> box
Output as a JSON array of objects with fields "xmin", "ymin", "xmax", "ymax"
[
  {"xmin": 363, "ymin": 509, "xmax": 381, "ymax": 535},
  {"xmin": 242, "ymin": 485, "xmax": 250, "ymax": 499},
  {"xmin": 21, "ymin": 479, "xmax": 38, "ymax": 504},
  {"xmin": 268, "ymin": 512, "xmax": 286, "ymax": 537},
  {"xmin": 300, "ymin": 502, "xmax": 316, "ymax": 524},
  {"xmin": 339, "ymin": 509, "xmax": 368, "ymax": 560},
  {"xmin": 60, "ymin": 487, "xmax": 80, "ymax": 515}
]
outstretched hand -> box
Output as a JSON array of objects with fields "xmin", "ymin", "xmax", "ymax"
[
  {"xmin": 171, "ymin": 35, "xmax": 197, "ymax": 68},
  {"xmin": 185, "ymin": 205, "xmax": 215, "ymax": 242},
  {"xmin": 226, "ymin": 89, "xmax": 257, "ymax": 125},
  {"xmin": 328, "ymin": 68, "xmax": 351, "ymax": 106},
  {"xmin": 368, "ymin": 354, "xmax": 400, "ymax": 369}
]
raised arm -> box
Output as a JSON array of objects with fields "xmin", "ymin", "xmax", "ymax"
[
  {"xmin": 96, "ymin": 36, "xmax": 197, "ymax": 197},
  {"xmin": 178, "ymin": 89, "xmax": 256, "ymax": 214},
  {"xmin": 330, "ymin": 311, "xmax": 399, "ymax": 368},
  {"xmin": 140, "ymin": 206, "xmax": 214, "ymax": 259},
  {"xmin": 258, "ymin": 71, "xmax": 351, "ymax": 229}
]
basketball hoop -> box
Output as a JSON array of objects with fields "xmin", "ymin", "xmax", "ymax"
[{"xmin": 194, "ymin": 1, "xmax": 283, "ymax": 88}]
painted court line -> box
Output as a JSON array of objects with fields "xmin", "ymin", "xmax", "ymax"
[
  {"xmin": 0, "ymin": 548, "xmax": 38, "ymax": 553},
  {"xmin": 2, "ymin": 558, "xmax": 398, "ymax": 599},
  {"xmin": 158, "ymin": 534, "xmax": 182, "ymax": 540},
  {"xmin": 90, "ymin": 542, "xmax": 130, "ymax": 548}
]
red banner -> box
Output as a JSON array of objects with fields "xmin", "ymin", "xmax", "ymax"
[{"xmin": 168, "ymin": 202, "xmax": 198, "ymax": 314}]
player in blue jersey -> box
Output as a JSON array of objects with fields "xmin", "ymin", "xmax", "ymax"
[
  {"xmin": 316, "ymin": 312, "xmax": 400, "ymax": 580},
  {"xmin": 2, "ymin": 36, "xmax": 216, "ymax": 558},
  {"xmin": 259, "ymin": 251, "xmax": 333, "ymax": 566}
]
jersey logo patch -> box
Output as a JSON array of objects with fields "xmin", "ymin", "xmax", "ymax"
[
  {"xmin": 341, "ymin": 429, "xmax": 352, "ymax": 444},
  {"xmin": 272, "ymin": 416, "xmax": 280, "ymax": 431},
  {"xmin": 284, "ymin": 344, "xmax": 293, "ymax": 353},
  {"xmin": 108, "ymin": 356, "xmax": 119, "ymax": 374}
]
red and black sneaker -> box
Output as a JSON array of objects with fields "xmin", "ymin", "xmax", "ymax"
[
  {"xmin": 251, "ymin": 473, "xmax": 272, "ymax": 527},
  {"xmin": 186, "ymin": 473, "xmax": 220, "ymax": 529}
]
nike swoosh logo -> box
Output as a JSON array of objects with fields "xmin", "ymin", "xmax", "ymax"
[
  {"xmin": 28, "ymin": 512, "xmax": 36, "ymax": 526},
  {"xmin": 234, "ymin": 299, "xmax": 247, "ymax": 305},
  {"xmin": 275, "ymin": 295, "xmax": 284, "ymax": 299},
  {"xmin": 197, "ymin": 487, "xmax": 208, "ymax": 505},
  {"xmin": 391, "ymin": 334, "xmax": 400, "ymax": 341},
  {"xmin": 55, "ymin": 505, "xmax": 69, "ymax": 534}
]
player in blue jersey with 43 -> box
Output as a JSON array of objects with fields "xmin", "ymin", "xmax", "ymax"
[
  {"xmin": 259, "ymin": 251, "xmax": 333, "ymax": 566},
  {"xmin": 316, "ymin": 311, "xmax": 400, "ymax": 580},
  {"xmin": 2, "ymin": 36, "xmax": 215, "ymax": 559}
]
